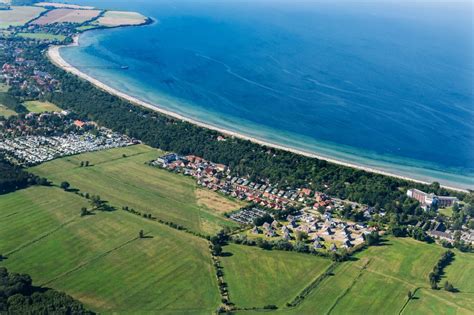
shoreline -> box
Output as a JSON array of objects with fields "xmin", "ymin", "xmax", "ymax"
[{"xmin": 47, "ymin": 37, "xmax": 470, "ymax": 193}]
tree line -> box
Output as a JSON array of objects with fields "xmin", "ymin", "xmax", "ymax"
[
  {"xmin": 0, "ymin": 154, "xmax": 48, "ymax": 195},
  {"xmin": 0, "ymin": 267, "xmax": 94, "ymax": 314}
]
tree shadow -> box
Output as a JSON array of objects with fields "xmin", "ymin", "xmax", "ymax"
[
  {"xmin": 373, "ymin": 239, "xmax": 392, "ymax": 246},
  {"xmin": 346, "ymin": 256, "xmax": 359, "ymax": 261},
  {"xmin": 220, "ymin": 252, "xmax": 234, "ymax": 257}
]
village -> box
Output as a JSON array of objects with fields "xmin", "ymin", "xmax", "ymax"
[
  {"xmin": 1, "ymin": 38, "xmax": 60, "ymax": 98},
  {"xmin": 151, "ymin": 152, "xmax": 378, "ymax": 251},
  {"xmin": 151, "ymin": 152, "xmax": 474, "ymax": 250}
]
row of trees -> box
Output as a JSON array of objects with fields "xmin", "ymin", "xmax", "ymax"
[
  {"xmin": 428, "ymin": 250, "xmax": 455, "ymax": 289},
  {"xmin": 0, "ymin": 155, "xmax": 48, "ymax": 195}
]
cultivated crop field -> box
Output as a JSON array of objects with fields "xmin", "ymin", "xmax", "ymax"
[
  {"xmin": 0, "ymin": 186, "xmax": 220, "ymax": 313},
  {"xmin": 30, "ymin": 144, "xmax": 240, "ymax": 234},
  {"xmin": 32, "ymin": 8, "xmax": 101, "ymax": 25},
  {"xmin": 0, "ymin": 6, "xmax": 45, "ymax": 28},
  {"xmin": 35, "ymin": 2, "xmax": 95, "ymax": 10}
]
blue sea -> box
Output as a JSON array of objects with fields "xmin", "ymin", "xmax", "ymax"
[{"xmin": 61, "ymin": 0, "xmax": 474, "ymax": 189}]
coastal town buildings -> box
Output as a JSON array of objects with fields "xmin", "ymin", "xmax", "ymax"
[{"xmin": 406, "ymin": 188, "xmax": 458, "ymax": 208}]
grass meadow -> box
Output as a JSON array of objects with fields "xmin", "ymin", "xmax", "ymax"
[
  {"xmin": 0, "ymin": 185, "xmax": 220, "ymax": 313},
  {"xmin": 30, "ymin": 144, "xmax": 240, "ymax": 235},
  {"xmin": 220, "ymin": 244, "xmax": 332, "ymax": 309},
  {"xmin": 1, "ymin": 146, "xmax": 472, "ymax": 313}
]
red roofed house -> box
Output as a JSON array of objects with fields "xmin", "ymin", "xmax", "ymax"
[{"xmin": 74, "ymin": 120, "xmax": 85, "ymax": 128}]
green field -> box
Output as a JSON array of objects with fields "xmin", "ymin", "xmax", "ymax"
[
  {"xmin": 0, "ymin": 104, "xmax": 16, "ymax": 117},
  {"xmin": 444, "ymin": 251, "xmax": 474, "ymax": 293},
  {"xmin": 220, "ymin": 244, "xmax": 332, "ymax": 308},
  {"xmin": 0, "ymin": 6, "xmax": 45, "ymax": 28},
  {"xmin": 76, "ymin": 24, "xmax": 98, "ymax": 32},
  {"xmin": 17, "ymin": 32, "xmax": 66, "ymax": 41},
  {"xmin": 0, "ymin": 185, "xmax": 220, "ymax": 313},
  {"xmin": 2, "ymin": 146, "xmax": 473, "ymax": 313},
  {"xmin": 23, "ymin": 100, "xmax": 62, "ymax": 112},
  {"xmin": 252, "ymin": 237, "xmax": 473, "ymax": 315},
  {"xmin": 30, "ymin": 144, "xmax": 240, "ymax": 235}
]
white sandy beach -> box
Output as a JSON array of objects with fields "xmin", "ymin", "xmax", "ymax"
[{"xmin": 47, "ymin": 39, "xmax": 469, "ymax": 193}]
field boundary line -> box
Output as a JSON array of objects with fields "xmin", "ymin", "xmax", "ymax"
[
  {"xmin": 325, "ymin": 259, "xmax": 370, "ymax": 315},
  {"xmin": 420, "ymin": 288, "xmax": 472, "ymax": 313},
  {"xmin": 88, "ymin": 149, "xmax": 150, "ymax": 167},
  {"xmin": 41, "ymin": 236, "xmax": 140, "ymax": 286},
  {"xmin": 5, "ymin": 217, "xmax": 78, "ymax": 256},
  {"xmin": 286, "ymin": 261, "xmax": 339, "ymax": 308}
]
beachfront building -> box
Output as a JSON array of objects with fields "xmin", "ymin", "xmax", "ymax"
[{"xmin": 406, "ymin": 189, "xmax": 458, "ymax": 208}]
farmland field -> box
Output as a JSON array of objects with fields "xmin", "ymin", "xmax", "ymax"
[
  {"xmin": 0, "ymin": 6, "xmax": 45, "ymax": 28},
  {"xmin": 0, "ymin": 186, "xmax": 220, "ymax": 313},
  {"xmin": 0, "ymin": 186, "xmax": 89, "ymax": 254},
  {"xmin": 220, "ymin": 244, "xmax": 332, "ymax": 308},
  {"xmin": 1, "ymin": 152, "xmax": 472, "ymax": 314},
  {"xmin": 23, "ymin": 100, "xmax": 62, "ymax": 112},
  {"xmin": 31, "ymin": 8, "xmax": 101, "ymax": 25},
  {"xmin": 254, "ymin": 237, "xmax": 474, "ymax": 315},
  {"xmin": 95, "ymin": 10, "xmax": 147, "ymax": 27},
  {"xmin": 30, "ymin": 144, "xmax": 240, "ymax": 234},
  {"xmin": 35, "ymin": 2, "xmax": 95, "ymax": 10}
]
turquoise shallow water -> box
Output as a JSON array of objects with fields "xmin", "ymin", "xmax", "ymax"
[{"xmin": 61, "ymin": 0, "xmax": 474, "ymax": 189}]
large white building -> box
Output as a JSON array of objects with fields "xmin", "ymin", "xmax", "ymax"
[{"xmin": 406, "ymin": 189, "xmax": 458, "ymax": 208}]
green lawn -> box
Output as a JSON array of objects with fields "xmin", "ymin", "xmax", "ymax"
[
  {"xmin": 0, "ymin": 185, "xmax": 220, "ymax": 313},
  {"xmin": 17, "ymin": 32, "xmax": 66, "ymax": 41},
  {"xmin": 30, "ymin": 144, "xmax": 239, "ymax": 235},
  {"xmin": 439, "ymin": 206, "xmax": 454, "ymax": 217},
  {"xmin": 220, "ymin": 244, "xmax": 332, "ymax": 308},
  {"xmin": 23, "ymin": 100, "xmax": 62, "ymax": 113}
]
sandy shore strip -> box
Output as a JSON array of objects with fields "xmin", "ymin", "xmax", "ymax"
[{"xmin": 47, "ymin": 38, "xmax": 469, "ymax": 193}]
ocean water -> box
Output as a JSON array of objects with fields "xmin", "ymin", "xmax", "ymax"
[{"xmin": 60, "ymin": 0, "xmax": 474, "ymax": 189}]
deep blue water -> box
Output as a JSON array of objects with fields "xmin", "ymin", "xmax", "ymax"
[{"xmin": 61, "ymin": 0, "xmax": 474, "ymax": 188}]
